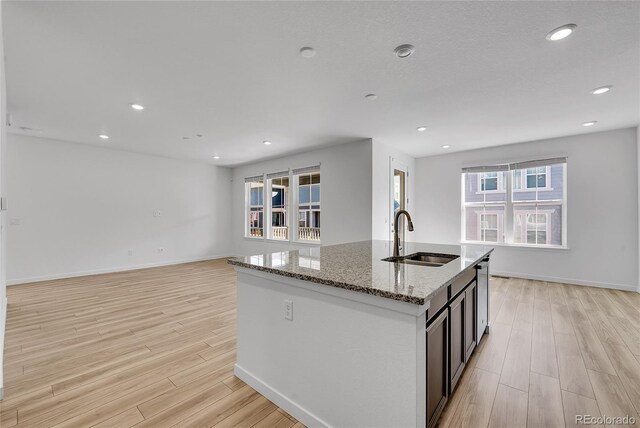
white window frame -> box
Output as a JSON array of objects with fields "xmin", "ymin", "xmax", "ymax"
[
  {"xmin": 294, "ymin": 169, "xmax": 321, "ymax": 243},
  {"xmin": 477, "ymin": 212, "xmax": 504, "ymax": 243},
  {"xmin": 266, "ymin": 174, "xmax": 291, "ymax": 241},
  {"xmin": 513, "ymin": 166, "xmax": 553, "ymax": 192},
  {"xmin": 513, "ymin": 209, "xmax": 554, "ymax": 245},
  {"xmin": 462, "ymin": 161, "xmax": 567, "ymax": 249},
  {"xmin": 476, "ymin": 171, "xmax": 507, "ymax": 194},
  {"xmin": 245, "ymin": 177, "xmax": 265, "ymax": 239}
]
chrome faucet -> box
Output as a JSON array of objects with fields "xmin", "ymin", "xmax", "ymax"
[{"xmin": 393, "ymin": 210, "xmax": 414, "ymax": 257}]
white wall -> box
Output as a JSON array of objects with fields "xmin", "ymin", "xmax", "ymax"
[
  {"xmin": 413, "ymin": 127, "xmax": 639, "ymax": 291},
  {"xmin": 371, "ymin": 141, "xmax": 416, "ymax": 241},
  {"xmin": 638, "ymin": 125, "xmax": 640, "ymax": 292},
  {"xmin": 232, "ymin": 139, "xmax": 373, "ymax": 256},
  {"xmin": 6, "ymin": 134, "xmax": 233, "ymax": 284},
  {"xmin": 0, "ymin": 0, "xmax": 7, "ymax": 399}
]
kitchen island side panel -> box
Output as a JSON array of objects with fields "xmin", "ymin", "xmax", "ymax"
[{"xmin": 235, "ymin": 269, "xmax": 424, "ymax": 428}]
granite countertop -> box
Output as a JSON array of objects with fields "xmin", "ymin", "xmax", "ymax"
[{"xmin": 228, "ymin": 240, "xmax": 493, "ymax": 305}]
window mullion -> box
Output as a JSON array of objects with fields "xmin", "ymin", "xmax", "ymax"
[
  {"xmin": 505, "ymin": 170, "xmax": 514, "ymax": 244},
  {"xmin": 263, "ymin": 174, "xmax": 270, "ymax": 240}
]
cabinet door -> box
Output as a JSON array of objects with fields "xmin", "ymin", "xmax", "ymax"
[
  {"xmin": 426, "ymin": 310, "xmax": 448, "ymax": 428},
  {"xmin": 449, "ymin": 292, "xmax": 465, "ymax": 392},
  {"xmin": 465, "ymin": 281, "xmax": 477, "ymax": 362}
]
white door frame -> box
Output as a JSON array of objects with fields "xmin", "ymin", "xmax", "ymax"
[{"xmin": 389, "ymin": 157, "xmax": 409, "ymax": 242}]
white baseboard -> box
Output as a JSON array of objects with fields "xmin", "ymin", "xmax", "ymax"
[
  {"xmin": 492, "ymin": 270, "xmax": 638, "ymax": 292},
  {"xmin": 234, "ymin": 364, "xmax": 330, "ymax": 428},
  {"xmin": 7, "ymin": 254, "xmax": 233, "ymax": 286}
]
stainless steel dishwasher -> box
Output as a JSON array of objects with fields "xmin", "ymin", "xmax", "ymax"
[{"xmin": 476, "ymin": 258, "xmax": 490, "ymax": 344}]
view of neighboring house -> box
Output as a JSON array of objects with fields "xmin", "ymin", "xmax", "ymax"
[{"xmin": 463, "ymin": 164, "xmax": 565, "ymax": 246}]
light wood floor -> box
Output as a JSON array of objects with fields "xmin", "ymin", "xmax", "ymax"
[
  {"xmin": 0, "ymin": 260, "xmax": 639, "ymax": 428},
  {"xmin": 438, "ymin": 276, "xmax": 640, "ymax": 428},
  {"xmin": 0, "ymin": 259, "xmax": 303, "ymax": 428}
]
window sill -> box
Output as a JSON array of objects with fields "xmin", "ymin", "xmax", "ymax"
[
  {"xmin": 293, "ymin": 240, "xmax": 322, "ymax": 246},
  {"xmin": 243, "ymin": 236, "xmax": 322, "ymax": 246},
  {"xmin": 461, "ymin": 241, "xmax": 569, "ymax": 251}
]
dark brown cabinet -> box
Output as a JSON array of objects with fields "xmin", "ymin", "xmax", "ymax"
[
  {"xmin": 426, "ymin": 262, "xmax": 488, "ymax": 428},
  {"xmin": 449, "ymin": 292, "xmax": 465, "ymax": 392},
  {"xmin": 464, "ymin": 281, "xmax": 477, "ymax": 362},
  {"xmin": 426, "ymin": 309, "xmax": 448, "ymax": 428}
]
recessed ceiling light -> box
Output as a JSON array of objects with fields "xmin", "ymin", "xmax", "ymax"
[
  {"xmin": 299, "ymin": 47, "xmax": 316, "ymax": 58},
  {"xmin": 591, "ymin": 85, "xmax": 612, "ymax": 95},
  {"xmin": 182, "ymin": 136, "xmax": 190, "ymax": 140},
  {"xmin": 196, "ymin": 134, "xmax": 203, "ymax": 138},
  {"xmin": 441, "ymin": 145, "xmax": 451, "ymax": 149},
  {"xmin": 416, "ymin": 126, "xmax": 427, "ymax": 132},
  {"xmin": 394, "ymin": 44, "xmax": 415, "ymax": 58},
  {"xmin": 582, "ymin": 121, "xmax": 597, "ymax": 127},
  {"xmin": 263, "ymin": 140, "xmax": 272, "ymax": 145},
  {"xmin": 365, "ymin": 94, "xmax": 378, "ymax": 100},
  {"xmin": 212, "ymin": 155, "xmax": 220, "ymax": 160},
  {"xmin": 546, "ymin": 24, "xmax": 577, "ymax": 41},
  {"xmin": 98, "ymin": 134, "xmax": 109, "ymax": 140},
  {"xmin": 130, "ymin": 103, "xmax": 145, "ymax": 110}
]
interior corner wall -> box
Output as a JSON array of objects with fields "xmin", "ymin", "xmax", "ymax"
[
  {"xmin": 0, "ymin": 0, "xmax": 7, "ymax": 399},
  {"xmin": 413, "ymin": 127, "xmax": 639, "ymax": 291},
  {"xmin": 371, "ymin": 141, "xmax": 416, "ymax": 241},
  {"xmin": 232, "ymin": 139, "xmax": 373, "ymax": 256},
  {"xmin": 6, "ymin": 134, "xmax": 233, "ymax": 285}
]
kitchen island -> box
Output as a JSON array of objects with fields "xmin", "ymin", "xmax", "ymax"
[{"xmin": 228, "ymin": 240, "xmax": 493, "ymax": 428}]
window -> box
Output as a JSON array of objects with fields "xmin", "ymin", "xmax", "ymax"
[
  {"xmin": 245, "ymin": 177, "xmax": 264, "ymax": 237},
  {"xmin": 295, "ymin": 169, "xmax": 321, "ymax": 241},
  {"xmin": 244, "ymin": 164, "xmax": 321, "ymax": 242},
  {"xmin": 513, "ymin": 167, "xmax": 551, "ymax": 191},
  {"xmin": 477, "ymin": 172, "xmax": 507, "ymax": 193},
  {"xmin": 479, "ymin": 213, "xmax": 500, "ymax": 242},
  {"xmin": 462, "ymin": 158, "xmax": 566, "ymax": 247},
  {"xmin": 268, "ymin": 175, "xmax": 289, "ymax": 240},
  {"xmin": 464, "ymin": 169, "xmax": 507, "ymax": 243}
]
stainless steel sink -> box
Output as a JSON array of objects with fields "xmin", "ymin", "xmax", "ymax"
[{"xmin": 382, "ymin": 252, "xmax": 459, "ymax": 267}]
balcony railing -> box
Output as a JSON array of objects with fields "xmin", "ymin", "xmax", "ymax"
[
  {"xmin": 272, "ymin": 227, "xmax": 288, "ymax": 240},
  {"xmin": 298, "ymin": 227, "xmax": 321, "ymax": 241},
  {"xmin": 249, "ymin": 228, "xmax": 263, "ymax": 237}
]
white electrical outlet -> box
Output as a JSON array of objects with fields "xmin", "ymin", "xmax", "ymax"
[
  {"xmin": 128, "ymin": 249, "xmax": 134, "ymax": 256},
  {"xmin": 284, "ymin": 299, "xmax": 293, "ymax": 321}
]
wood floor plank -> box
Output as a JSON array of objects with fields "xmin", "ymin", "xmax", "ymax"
[
  {"xmin": 447, "ymin": 368, "xmax": 500, "ymax": 428},
  {"xmin": 499, "ymin": 328, "xmax": 532, "ymax": 392},
  {"xmin": 52, "ymin": 379, "xmax": 176, "ymax": 428},
  {"xmin": 561, "ymin": 390, "xmax": 603, "ymax": 428},
  {"xmin": 527, "ymin": 372, "xmax": 565, "ymax": 428},
  {"xmin": 134, "ymin": 382, "xmax": 234, "ymax": 427},
  {"xmin": 91, "ymin": 407, "xmax": 145, "ymax": 428},
  {"xmin": 602, "ymin": 342, "xmax": 640, "ymax": 415},
  {"xmin": 587, "ymin": 369, "xmax": 640, "ymax": 428},
  {"xmin": 252, "ymin": 409, "xmax": 296, "ymax": 428},
  {"xmin": 213, "ymin": 395, "xmax": 277, "ymax": 427},
  {"xmin": 487, "ymin": 384, "xmax": 528, "ymax": 428},
  {"xmin": 530, "ymin": 300, "xmax": 558, "ymax": 379},
  {"xmin": 475, "ymin": 322, "xmax": 512, "ymax": 375},
  {"xmin": 172, "ymin": 385, "xmax": 260, "ymax": 428},
  {"xmin": 554, "ymin": 332, "xmax": 595, "ymax": 398}
]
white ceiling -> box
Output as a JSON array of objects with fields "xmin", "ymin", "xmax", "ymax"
[{"xmin": 4, "ymin": 1, "xmax": 640, "ymax": 166}]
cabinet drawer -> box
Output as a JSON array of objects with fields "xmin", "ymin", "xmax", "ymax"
[
  {"xmin": 426, "ymin": 286, "xmax": 448, "ymax": 322},
  {"xmin": 450, "ymin": 268, "xmax": 476, "ymax": 298}
]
